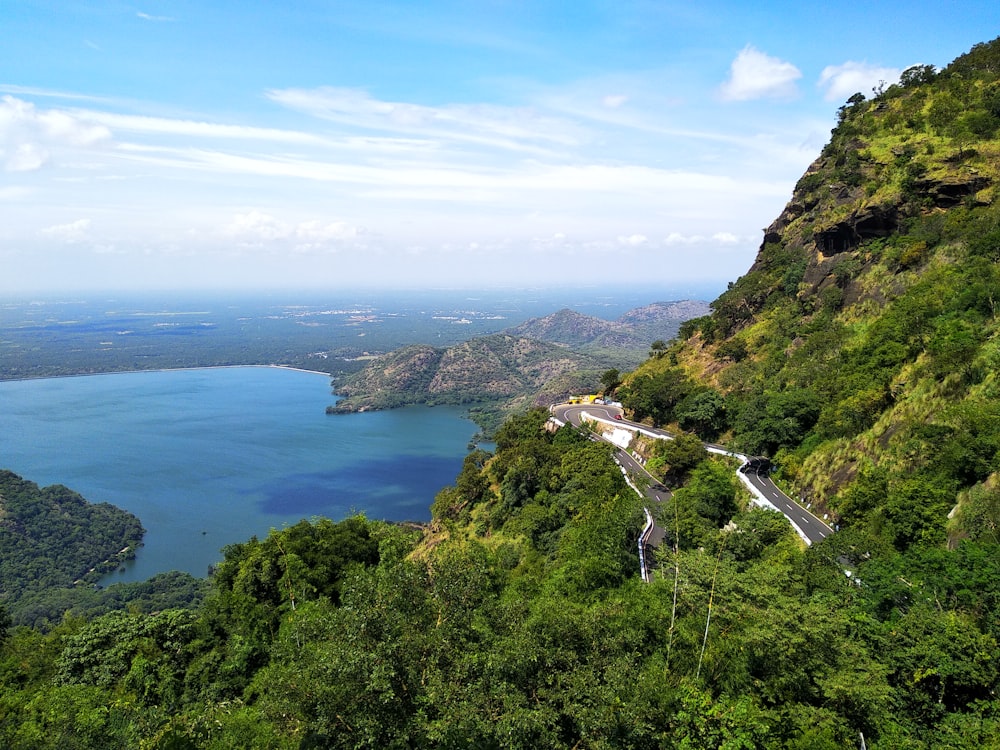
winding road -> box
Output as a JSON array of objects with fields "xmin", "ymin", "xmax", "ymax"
[{"xmin": 550, "ymin": 403, "xmax": 833, "ymax": 564}]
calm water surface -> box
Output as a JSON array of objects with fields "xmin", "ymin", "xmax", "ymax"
[{"xmin": 0, "ymin": 367, "xmax": 476, "ymax": 582}]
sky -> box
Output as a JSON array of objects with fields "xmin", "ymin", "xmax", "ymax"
[{"xmin": 2, "ymin": 1, "xmax": 999, "ymax": 293}]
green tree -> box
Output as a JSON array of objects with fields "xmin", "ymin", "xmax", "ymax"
[
  {"xmin": 648, "ymin": 434, "xmax": 708, "ymax": 486},
  {"xmin": 618, "ymin": 367, "xmax": 695, "ymax": 426},
  {"xmin": 676, "ymin": 389, "xmax": 727, "ymax": 439},
  {"xmin": 0, "ymin": 605, "xmax": 9, "ymax": 646},
  {"xmin": 599, "ymin": 367, "xmax": 621, "ymax": 394}
]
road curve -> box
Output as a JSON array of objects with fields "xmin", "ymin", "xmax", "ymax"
[{"xmin": 550, "ymin": 403, "xmax": 833, "ymax": 546}]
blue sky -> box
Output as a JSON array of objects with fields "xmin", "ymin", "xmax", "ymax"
[{"xmin": 2, "ymin": 1, "xmax": 998, "ymax": 292}]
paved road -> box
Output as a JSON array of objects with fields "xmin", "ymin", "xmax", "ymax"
[
  {"xmin": 550, "ymin": 402, "xmax": 833, "ymax": 546},
  {"xmin": 739, "ymin": 463, "xmax": 832, "ymax": 543}
]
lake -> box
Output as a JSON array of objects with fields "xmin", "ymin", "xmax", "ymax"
[{"xmin": 0, "ymin": 366, "xmax": 477, "ymax": 582}]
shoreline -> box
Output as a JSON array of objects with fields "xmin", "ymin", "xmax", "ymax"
[{"xmin": 0, "ymin": 363, "xmax": 335, "ymax": 384}]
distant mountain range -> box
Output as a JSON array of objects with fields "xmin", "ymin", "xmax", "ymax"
[
  {"xmin": 504, "ymin": 300, "xmax": 710, "ymax": 351},
  {"xmin": 328, "ymin": 300, "xmax": 709, "ymax": 425}
]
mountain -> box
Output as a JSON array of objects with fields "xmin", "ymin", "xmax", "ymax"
[
  {"xmin": 504, "ymin": 300, "xmax": 711, "ymax": 353},
  {"xmin": 504, "ymin": 308, "xmax": 632, "ymax": 348},
  {"xmin": 330, "ymin": 301, "xmax": 710, "ymax": 425},
  {"xmin": 329, "ymin": 334, "xmax": 599, "ymax": 418},
  {"xmin": 617, "ymin": 299, "xmax": 712, "ymax": 326},
  {"xmin": 619, "ymin": 37, "xmax": 1000, "ymax": 550}
]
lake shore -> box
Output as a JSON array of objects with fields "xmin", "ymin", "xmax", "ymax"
[{"xmin": 0, "ymin": 363, "xmax": 334, "ymax": 384}]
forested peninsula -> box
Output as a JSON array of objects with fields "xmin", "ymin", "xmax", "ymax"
[
  {"xmin": 4, "ymin": 37, "xmax": 1000, "ymax": 749},
  {"xmin": 0, "ymin": 471, "xmax": 206, "ymax": 630}
]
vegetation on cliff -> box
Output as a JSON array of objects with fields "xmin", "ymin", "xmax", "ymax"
[
  {"xmin": 5, "ymin": 407, "xmax": 1000, "ymax": 747},
  {"xmin": 620, "ymin": 37, "xmax": 1000, "ymax": 553}
]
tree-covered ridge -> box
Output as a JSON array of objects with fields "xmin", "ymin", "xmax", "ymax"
[
  {"xmin": 0, "ymin": 470, "xmax": 145, "ymax": 621},
  {"xmin": 614, "ymin": 37, "xmax": 1000, "ymax": 551}
]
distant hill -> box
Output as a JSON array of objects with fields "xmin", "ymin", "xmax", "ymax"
[
  {"xmin": 329, "ymin": 334, "xmax": 600, "ymax": 418},
  {"xmin": 329, "ymin": 301, "xmax": 710, "ymax": 427},
  {"xmin": 504, "ymin": 308, "xmax": 630, "ymax": 348},
  {"xmin": 618, "ymin": 299, "xmax": 712, "ymax": 326},
  {"xmin": 504, "ymin": 300, "xmax": 710, "ymax": 352}
]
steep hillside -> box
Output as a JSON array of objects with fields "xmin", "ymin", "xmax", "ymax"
[{"xmin": 620, "ymin": 37, "xmax": 1000, "ymax": 550}]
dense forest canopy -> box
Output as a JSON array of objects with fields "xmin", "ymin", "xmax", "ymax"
[{"xmin": 4, "ymin": 37, "xmax": 1000, "ymax": 749}]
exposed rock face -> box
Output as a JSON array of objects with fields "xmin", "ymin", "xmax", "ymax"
[
  {"xmin": 915, "ymin": 175, "xmax": 992, "ymax": 207},
  {"xmin": 742, "ymin": 133, "xmax": 994, "ymax": 328}
]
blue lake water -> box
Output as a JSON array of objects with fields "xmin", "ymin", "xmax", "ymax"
[{"xmin": 0, "ymin": 367, "xmax": 477, "ymax": 582}]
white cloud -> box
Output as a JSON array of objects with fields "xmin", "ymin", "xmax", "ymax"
[
  {"xmin": 136, "ymin": 11, "xmax": 174, "ymax": 22},
  {"xmin": 617, "ymin": 233, "xmax": 648, "ymax": 246},
  {"xmin": 712, "ymin": 231, "xmax": 740, "ymax": 244},
  {"xmin": 719, "ymin": 46, "xmax": 801, "ymax": 101},
  {"xmin": 0, "ymin": 96, "xmax": 111, "ymax": 171},
  {"xmin": 7, "ymin": 143, "xmax": 49, "ymax": 172},
  {"xmin": 602, "ymin": 94, "xmax": 628, "ymax": 108},
  {"xmin": 223, "ymin": 211, "xmax": 361, "ymax": 249},
  {"xmin": 295, "ymin": 220, "xmax": 358, "ymax": 242},
  {"xmin": 224, "ymin": 211, "xmax": 290, "ymax": 242},
  {"xmin": 665, "ymin": 231, "xmax": 747, "ymax": 246},
  {"xmin": 818, "ymin": 61, "xmax": 902, "ymax": 102},
  {"xmin": 0, "ymin": 185, "xmax": 31, "ymax": 200},
  {"xmin": 40, "ymin": 218, "xmax": 91, "ymax": 242},
  {"xmin": 77, "ymin": 110, "xmax": 327, "ymax": 145}
]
